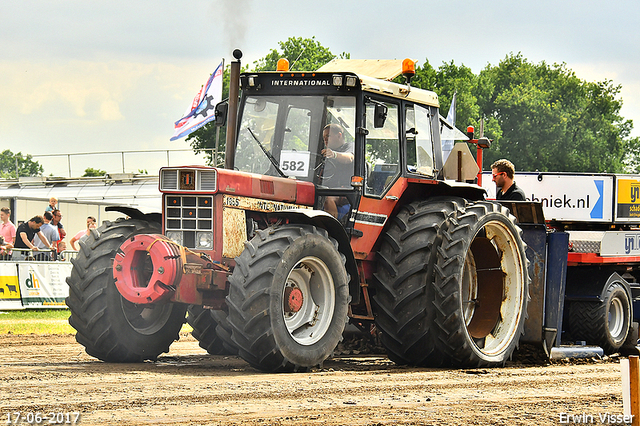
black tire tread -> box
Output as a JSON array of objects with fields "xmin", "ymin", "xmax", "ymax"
[
  {"xmin": 226, "ymin": 225, "xmax": 349, "ymax": 372},
  {"xmin": 372, "ymin": 198, "xmax": 464, "ymax": 366},
  {"xmin": 65, "ymin": 218, "xmax": 186, "ymax": 362},
  {"xmin": 432, "ymin": 201, "xmax": 529, "ymax": 368},
  {"xmin": 568, "ymin": 283, "xmax": 630, "ymax": 353},
  {"xmin": 187, "ymin": 305, "xmax": 237, "ymax": 355}
]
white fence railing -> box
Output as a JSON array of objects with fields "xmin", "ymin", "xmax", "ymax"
[{"xmin": 0, "ymin": 248, "xmax": 78, "ymax": 262}]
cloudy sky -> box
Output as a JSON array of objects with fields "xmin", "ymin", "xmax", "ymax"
[{"xmin": 2, "ymin": 0, "xmax": 639, "ymax": 177}]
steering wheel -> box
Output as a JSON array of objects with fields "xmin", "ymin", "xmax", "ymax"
[{"xmin": 315, "ymin": 154, "xmax": 338, "ymax": 183}]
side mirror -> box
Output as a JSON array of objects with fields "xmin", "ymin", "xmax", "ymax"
[
  {"xmin": 374, "ymin": 103, "xmax": 388, "ymax": 128},
  {"xmin": 214, "ymin": 101, "xmax": 228, "ymax": 127},
  {"xmin": 477, "ymin": 137, "xmax": 491, "ymax": 149}
]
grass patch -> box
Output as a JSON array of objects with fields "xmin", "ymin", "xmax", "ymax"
[
  {"xmin": 0, "ymin": 309, "xmax": 193, "ymax": 335},
  {"xmin": 0, "ymin": 309, "xmax": 74, "ymax": 334}
]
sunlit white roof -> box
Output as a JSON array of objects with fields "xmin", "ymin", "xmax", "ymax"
[
  {"xmin": 0, "ymin": 175, "xmax": 161, "ymax": 213},
  {"xmin": 317, "ymin": 59, "xmax": 439, "ymax": 107}
]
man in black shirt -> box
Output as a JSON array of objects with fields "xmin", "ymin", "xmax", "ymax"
[
  {"xmin": 14, "ymin": 215, "xmax": 54, "ymax": 253},
  {"xmin": 321, "ymin": 124, "xmax": 354, "ymax": 218},
  {"xmin": 491, "ymin": 159, "xmax": 526, "ymax": 201}
]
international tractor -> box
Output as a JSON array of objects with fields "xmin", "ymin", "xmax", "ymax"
[{"xmin": 66, "ymin": 50, "xmax": 532, "ymax": 372}]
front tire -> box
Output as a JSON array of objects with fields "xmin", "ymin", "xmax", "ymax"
[
  {"xmin": 65, "ymin": 218, "xmax": 187, "ymax": 362},
  {"xmin": 227, "ymin": 225, "xmax": 350, "ymax": 372},
  {"xmin": 432, "ymin": 201, "xmax": 529, "ymax": 367}
]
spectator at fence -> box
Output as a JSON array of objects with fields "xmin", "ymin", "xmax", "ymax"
[
  {"xmin": 57, "ymin": 241, "xmax": 67, "ymax": 260},
  {"xmin": 50, "ymin": 209, "xmax": 66, "ymax": 241},
  {"xmin": 70, "ymin": 216, "xmax": 97, "ymax": 250},
  {"xmin": 45, "ymin": 197, "xmax": 58, "ymax": 212},
  {"xmin": 33, "ymin": 211, "xmax": 60, "ymax": 260},
  {"xmin": 0, "ymin": 207, "xmax": 16, "ymax": 259},
  {"xmin": 14, "ymin": 216, "xmax": 54, "ymax": 257},
  {"xmin": 0, "ymin": 236, "xmax": 12, "ymax": 259}
]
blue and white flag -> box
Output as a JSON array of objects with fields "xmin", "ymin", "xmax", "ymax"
[
  {"xmin": 170, "ymin": 61, "xmax": 224, "ymax": 141},
  {"xmin": 441, "ymin": 92, "xmax": 456, "ymax": 163}
]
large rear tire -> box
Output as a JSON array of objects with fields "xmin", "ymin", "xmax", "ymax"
[
  {"xmin": 187, "ymin": 305, "xmax": 237, "ymax": 355},
  {"xmin": 568, "ymin": 281, "xmax": 631, "ymax": 353},
  {"xmin": 373, "ymin": 198, "xmax": 463, "ymax": 366},
  {"xmin": 227, "ymin": 225, "xmax": 350, "ymax": 372},
  {"xmin": 65, "ymin": 218, "xmax": 187, "ymax": 362},
  {"xmin": 432, "ymin": 201, "xmax": 529, "ymax": 367}
]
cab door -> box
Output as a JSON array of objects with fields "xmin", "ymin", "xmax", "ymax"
[{"xmin": 350, "ymin": 98, "xmax": 402, "ymax": 258}]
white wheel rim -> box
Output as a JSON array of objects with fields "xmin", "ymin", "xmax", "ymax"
[
  {"xmin": 462, "ymin": 255, "xmax": 478, "ymax": 327},
  {"xmin": 282, "ymin": 256, "xmax": 336, "ymax": 346},
  {"xmin": 462, "ymin": 220, "xmax": 526, "ymax": 357},
  {"xmin": 608, "ymin": 296, "xmax": 625, "ymax": 340}
]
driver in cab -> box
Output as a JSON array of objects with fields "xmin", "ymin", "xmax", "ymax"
[{"xmin": 321, "ymin": 124, "xmax": 354, "ymax": 218}]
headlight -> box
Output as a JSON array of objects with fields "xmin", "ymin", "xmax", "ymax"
[
  {"xmin": 166, "ymin": 231, "xmax": 183, "ymax": 246},
  {"xmin": 196, "ymin": 231, "xmax": 213, "ymax": 249}
]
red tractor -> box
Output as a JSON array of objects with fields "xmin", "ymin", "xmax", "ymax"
[{"xmin": 66, "ymin": 51, "xmax": 529, "ymax": 372}]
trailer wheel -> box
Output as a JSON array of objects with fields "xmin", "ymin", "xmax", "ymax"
[
  {"xmin": 65, "ymin": 218, "xmax": 187, "ymax": 362},
  {"xmin": 187, "ymin": 306, "xmax": 237, "ymax": 355},
  {"xmin": 372, "ymin": 198, "xmax": 463, "ymax": 366},
  {"xmin": 226, "ymin": 225, "xmax": 349, "ymax": 372},
  {"xmin": 432, "ymin": 201, "xmax": 529, "ymax": 367},
  {"xmin": 568, "ymin": 282, "xmax": 631, "ymax": 353}
]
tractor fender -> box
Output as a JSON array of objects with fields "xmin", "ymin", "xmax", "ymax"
[
  {"xmin": 105, "ymin": 206, "xmax": 162, "ymax": 225},
  {"xmin": 268, "ymin": 209, "xmax": 360, "ymax": 305},
  {"xmin": 565, "ymin": 269, "xmax": 632, "ymax": 304}
]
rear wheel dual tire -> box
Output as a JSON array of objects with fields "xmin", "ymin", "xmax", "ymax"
[
  {"xmin": 187, "ymin": 306, "xmax": 237, "ymax": 355},
  {"xmin": 432, "ymin": 201, "xmax": 530, "ymax": 367},
  {"xmin": 373, "ymin": 198, "xmax": 463, "ymax": 366}
]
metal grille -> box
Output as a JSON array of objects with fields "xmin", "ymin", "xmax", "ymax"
[
  {"xmin": 164, "ymin": 195, "xmax": 214, "ymax": 249},
  {"xmin": 199, "ymin": 170, "xmax": 217, "ymax": 191},
  {"xmin": 161, "ymin": 170, "xmax": 178, "ymax": 190}
]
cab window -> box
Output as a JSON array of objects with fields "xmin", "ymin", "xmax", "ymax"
[
  {"xmin": 365, "ymin": 102, "xmax": 400, "ymax": 197},
  {"xmin": 406, "ymin": 104, "xmax": 434, "ymax": 176}
]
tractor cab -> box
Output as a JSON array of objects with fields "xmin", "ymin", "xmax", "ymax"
[
  {"xmin": 234, "ymin": 80, "xmax": 358, "ymax": 223},
  {"xmin": 232, "ymin": 59, "xmax": 445, "ymax": 240}
]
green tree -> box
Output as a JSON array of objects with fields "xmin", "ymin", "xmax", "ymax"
[
  {"xmin": 253, "ymin": 36, "xmax": 349, "ymax": 71},
  {"xmin": 412, "ymin": 59, "xmax": 489, "ymax": 140},
  {"xmin": 0, "ymin": 150, "xmax": 43, "ymax": 178},
  {"xmin": 187, "ymin": 37, "xmax": 349, "ymax": 165},
  {"xmin": 624, "ymin": 137, "xmax": 640, "ymax": 173},
  {"xmin": 476, "ymin": 53, "xmax": 632, "ymax": 173},
  {"xmin": 82, "ymin": 167, "xmax": 106, "ymax": 177},
  {"xmin": 188, "ymin": 46, "xmax": 637, "ymax": 174}
]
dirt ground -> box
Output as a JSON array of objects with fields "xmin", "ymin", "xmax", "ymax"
[{"xmin": 0, "ymin": 333, "xmax": 630, "ymax": 426}]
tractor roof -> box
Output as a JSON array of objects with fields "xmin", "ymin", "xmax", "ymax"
[{"xmin": 317, "ymin": 59, "xmax": 439, "ymax": 107}]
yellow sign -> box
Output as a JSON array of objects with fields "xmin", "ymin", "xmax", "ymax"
[
  {"xmin": 617, "ymin": 178, "xmax": 640, "ymax": 219},
  {"xmin": 617, "ymin": 179, "xmax": 640, "ymax": 204},
  {"xmin": 0, "ymin": 275, "xmax": 21, "ymax": 300}
]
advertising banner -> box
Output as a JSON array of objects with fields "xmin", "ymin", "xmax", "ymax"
[
  {"xmin": 0, "ymin": 263, "xmax": 22, "ymax": 310},
  {"xmin": 615, "ymin": 177, "xmax": 640, "ymax": 222},
  {"xmin": 482, "ymin": 172, "xmax": 613, "ymax": 222},
  {"xmin": 600, "ymin": 231, "xmax": 640, "ymax": 256},
  {"xmin": 18, "ymin": 262, "xmax": 71, "ymax": 308}
]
